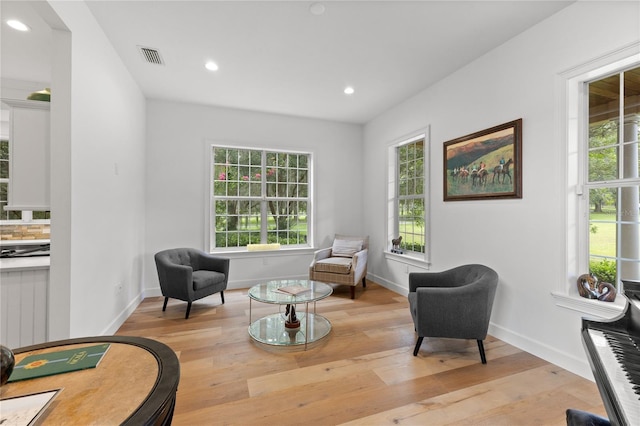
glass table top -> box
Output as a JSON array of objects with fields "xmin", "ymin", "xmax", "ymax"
[
  {"xmin": 248, "ymin": 313, "xmax": 331, "ymax": 347},
  {"xmin": 248, "ymin": 279, "xmax": 333, "ymax": 304}
]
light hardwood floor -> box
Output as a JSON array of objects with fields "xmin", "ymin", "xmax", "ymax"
[{"xmin": 115, "ymin": 281, "xmax": 607, "ymax": 425}]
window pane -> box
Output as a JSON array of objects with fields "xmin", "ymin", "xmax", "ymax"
[
  {"xmin": 624, "ymin": 67, "xmax": 640, "ymax": 119},
  {"xmin": 398, "ymin": 198, "xmax": 425, "ymax": 253},
  {"xmin": 228, "ymin": 149, "xmax": 239, "ymax": 164},
  {"xmin": 588, "ymin": 188, "xmax": 616, "ymax": 258},
  {"xmin": 589, "ymin": 256, "xmax": 617, "ymax": 285},
  {"xmin": 213, "ymin": 147, "xmax": 263, "ymax": 198},
  {"xmin": 266, "ymin": 182, "xmax": 276, "ymax": 196},
  {"xmin": 406, "ymin": 178, "xmax": 415, "ymax": 195},
  {"xmin": 0, "ymin": 140, "xmax": 8, "ymax": 179},
  {"xmin": 398, "ymin": 140, "xmax": 424, "ymax": 198},
  {"xmin": 263, "ymin": 152, "xmax": 309, "ymax": 199},
  {"xmin": 238, "ymin": 181, "xmax": 249, "ymax": 196},
  {"xmin": 398, "ymin": 178, "xmax": 407, "ymax": 196},
  {"xmin": 588, "ymin": 146, "xmax": 618, "ymax": 181},
  {"xmin": 297, "ymin": 169, "xmax": 307, "ymax": 183},
  {"xmin": 624, "ymin": 68, "xmax": 640, "ymax": 179},
  {"xmin": 589, "ymin": 74, "xmax": 619, "ymax": 183},
  {"xmin": 399, "ymin": 162, "xmax": 407, "ymax": 180},
  {"xmin": 265, "ymin": 200, "xmax": 308, "ymax": 245},
  {"xmin": 267, "ymin": 201, "xmax": 307, "ymax": 245},
  {"xmin": 619, "ymin": 184, "xmax": 640, "ymax": 283},
  {"xmin": 298, "ymin": 183, "xmax": 308, "ymax": 197},
  {"xmin": 588, "ymin": 186, "xmax": 640, "ymax": 283},
  {"xmin": 214, "ymin": 199, "xmax": 262, "ymax": 248},
  {"xmin": 228, "ymin": 165, "xmax": 239, "ymax": 181},
  {"xmin": 250, "ymin": 182, "xmax": 261, "ymax": 197},
  {"xmin": 415, "ymin": 177, "xmax": 424, "ymax": 195},
  {"xmin": 589, "ymin": 74, "xmax": 619, "ymax": 135},
  {"xmin": 32, "ymin": 211, "xmax": 50, "ymax": 220}
]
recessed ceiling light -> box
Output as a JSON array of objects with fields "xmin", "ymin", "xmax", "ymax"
[
  {"xmin": 205, "ymin": 61, "xmax": 219, "ymax": 72},
  {"xmin": 309, "ymin": 3, "xmax": 326, "ymax": 16},
  {"xmin": 344, "ymin": 86, "xmax": 355, "ymax": 95},
  {"xmin": 7, "ymin": 19, "xmax": 30, "ymax": 32}
]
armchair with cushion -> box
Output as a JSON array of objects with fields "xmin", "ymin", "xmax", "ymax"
[
  {"xmin": 154, "ymin": 248, "xmax": 230, "ymax": 319},
  {"xmin": 309, "ymin": 234, "xmax": 368, "ymax": 299},
  {"xmin": 408, "ymin": 264, "xmax": 498, "ymax": 363}
]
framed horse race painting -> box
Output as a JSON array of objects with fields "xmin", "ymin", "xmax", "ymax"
[{"xmin": 443, "ymin": 119, "xmax": 522, "ymax": 201}]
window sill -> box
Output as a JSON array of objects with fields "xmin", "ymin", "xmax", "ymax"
[
  {"xmin": 551, "ymin": 291, "xmax": 626, "ymax": 320},
  {"xmin": 384, "ymin": 251, "xmax": 430, "ymax": 269},
  {"xmin": 210, "ymin": 246, "xmax": 317, "ymax": 259}
]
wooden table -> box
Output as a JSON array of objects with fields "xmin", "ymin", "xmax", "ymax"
[{"xmin": 0, "ymin": 336, "xmax": 180, "ymax": 425}]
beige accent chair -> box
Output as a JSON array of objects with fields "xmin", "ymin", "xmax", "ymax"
[{"xmin": 309, "ymin": 235, "xmax": 368, "ymax": 299}]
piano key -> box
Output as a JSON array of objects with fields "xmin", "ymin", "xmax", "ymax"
[{"xmin": 588, "ymin": 328, "xmax": 640, "ymax": 424}]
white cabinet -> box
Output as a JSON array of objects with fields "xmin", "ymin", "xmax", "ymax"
[
  {"xmin": 0, "ymin": 262, "xmax": 50, "ymax": 348},
  {"xmin": 1, "ymin": 99, "xmax": 50, "ymax": 211}
]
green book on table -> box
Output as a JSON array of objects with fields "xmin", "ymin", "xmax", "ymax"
[{"xmin": 8, "ymin": 343, "xmax": 111, "ymax": 382}]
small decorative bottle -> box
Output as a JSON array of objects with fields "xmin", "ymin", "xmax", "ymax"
[
  {"xmin": 0, "ymin": 344, "xmax": 15, "ymax": 385},
  {"xmin": 284, "ymin": 304, "xmax": 300, "ymax": 329}
]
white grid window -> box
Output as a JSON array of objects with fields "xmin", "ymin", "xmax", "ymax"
[
  {"xmin": 584, "ymin": 66, "xmax": 640, "ymax": 288},
  {"xmin": 210, "ymin": 146, "xmax": 311, "ymax": 250},
  {"xmin": 387, "ymin": 129, "xmax": 430, "ymax": 261},
  {"xmin": 397, "ymin": 139, "xmax": 426, "ymax": 254}
]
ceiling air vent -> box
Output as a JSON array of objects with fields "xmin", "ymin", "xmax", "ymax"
[{"xmin": 137, "ymin": 46, "xmax": 164, "ymax": 65}]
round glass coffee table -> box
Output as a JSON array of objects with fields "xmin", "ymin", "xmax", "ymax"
[{"xmin": 248, "ymin": 279, "xmax": 332, "ymax": 349}]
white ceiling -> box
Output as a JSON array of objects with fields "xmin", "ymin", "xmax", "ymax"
[
  {"xmin": 2, "ymin": 1, "xmax": 574, "ymax": 124},
  {"xmin": 1, "ymin": 1, "xmax": 53, "ymax": 86}
]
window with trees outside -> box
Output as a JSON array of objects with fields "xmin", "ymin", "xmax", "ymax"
[
  {"xmin": 585, "ymin": 66, "xmax": 640, "ymax": 289},
  {"xmin": 0, "ymin": 139, "xmax": 17, "ymax": 220},
  {"xmin": 0, "ymin": 139, "xmax": 50, "ymax": 222},
  {"xmin": 211, "ymin": 146, "xmax": 311, "ymax": 250},
  {"xmin": 388, "ymin": 132, "xmax": 429, "ymax": 260}
]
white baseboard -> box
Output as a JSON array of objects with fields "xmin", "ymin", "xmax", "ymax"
[
  {"xmin": 488, "ymin": 322, "xmax": 594, "ymax": 381},
  {"xmin": 101, "ymin": 292, "xmax": 144, "ymax": 336},
  {"xmin": 367, "ymin": 272, "xmax": 408, "ymax": 296}
]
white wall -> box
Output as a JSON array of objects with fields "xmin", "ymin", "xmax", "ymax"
[
  {"xmin": 48, "ymin": 1, "xmax": 147, "ymax": 338},
  {"xmin": 363, "ymin": 1, "xmax": 640, "ymax": 379},
  {"xmin": 144, "ymin": 100, "xmax": 363, "ymax": 293}
]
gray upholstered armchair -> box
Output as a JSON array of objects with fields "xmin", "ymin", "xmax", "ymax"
[
  {"xmin": 309, "ymin": 234, "xmax": 368, "ymax": 299},
  {"xmin": 408, "ymin": 264, "xmax": 498, "ymax": 363},
  {"xmin": 154, "ymin": 248, "xmax": 229, "ymax": 319}
]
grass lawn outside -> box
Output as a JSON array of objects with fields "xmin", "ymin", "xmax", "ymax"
[{"xmin": 589, "ymin": 211, "xmax": 616, "ymax": 257}]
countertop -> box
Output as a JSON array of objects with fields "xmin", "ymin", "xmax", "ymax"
[{"xmin": 0, "ymin": 256, "xmax": 50, "ymax": 271}]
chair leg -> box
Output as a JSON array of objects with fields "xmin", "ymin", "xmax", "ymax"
[
  {"xmin": 350, "ymin": 286, "xmax": 355, "ymax": 299},
  {"xmin": 220, "ymin": 291, "xmax": 225, "ymax": 304},
  {"xmin": 413, "ymin": 336, "xmax": 424, "ymax": 356},
  {"xmin": 477, "ymin": 339, "xmax": 487, "ymax": 364},
  {"xmin": 185, "ymin": 302, "xmax": 192, "ymax": 319},
  {"xmin": 162, "ymin": 297, "xmax": 169, "ymax": 312},
  {"xmin": 362, "ymin": 277, "xmax": 366, "ymax": 288}
]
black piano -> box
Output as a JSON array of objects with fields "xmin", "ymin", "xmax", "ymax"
[{"xmin": 581, "ymin": 280, "xmax": 640, "ymax": 426}]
